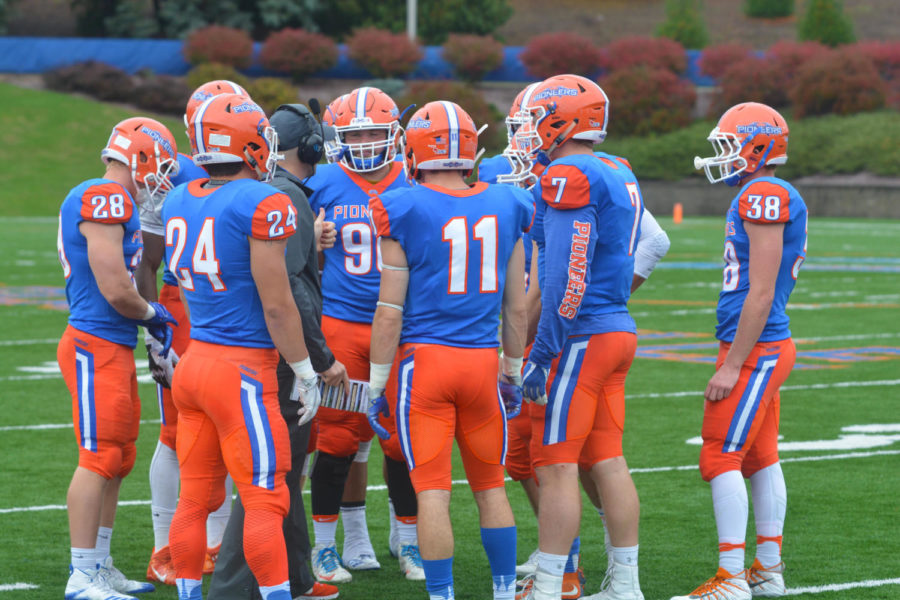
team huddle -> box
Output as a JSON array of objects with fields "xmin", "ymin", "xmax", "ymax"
[{"xmin": 56, "ymin": 71, "xmax": 807, "ymax": 600}]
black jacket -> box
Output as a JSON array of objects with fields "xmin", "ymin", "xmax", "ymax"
[{"xmin": 269, "ymin": 166, "xmax": 334, "ymax": 372}]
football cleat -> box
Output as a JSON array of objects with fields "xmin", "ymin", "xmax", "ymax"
[
  {"xmin": 99, "ymin": 557, "xmax": 155, "ymax": 595},
  {"xmin": 203, "ymin": 544, "xmax": 221, "ymax": 575},
  {"xmin": 146, "ymin": 547, "xmax": 176, "ymax": 586},
  {"xmin": 583, "ymin": 561, "xmax": 643, "ymax": 600},
  {"xmin": 397, "ymin": 544, "xmax": 426, "ymax": 581},
  {"xmin": 516, "ymin": 548, "xmax": 539, "ymax": 577},
  {"xmin": 747, "ymin": 559, "xmax": 785, "ymax": 598},
  {"xmin": 295, "ymin": 582, "xmax": 340, "ymax": 600},
  {"xmin": 669, "ymin": 567, "xmax": 750, "ymax": 600},
  {"xmin": 65, "ymin": 565, "xmax": 137, "ymax": 600},
  {"xmin": 312, "ymin": 545, "xmax": 352, "ymax": 583},
  {"xmin": 343, "ymin": 551, "xmax": 381, "ymax": 571},
  {"xmin": 516, "ymin": 570, "xmax": 583, "ymax": 600}
]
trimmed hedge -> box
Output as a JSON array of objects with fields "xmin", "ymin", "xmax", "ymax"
[
  {"xmin": 442, "ymin": 34, "xmax": 504, "ymax": 83},
  {"xmin": 346, "ymin": 28, "xmax": 423, "ymax": 79},
  {"xmin": 600, "ymin": 67, "xmax": 696, "ymax": 137},
  {"xmin": 260, "ymin": 29, "xmax": 339, "ymax": 82},
  {"xmin": 520, "ymin": 32, "xmax": 603, "ymax": 79},
  {"xmin": 183, "ymin": 25, "xmax": 254, "ymax": 69}
]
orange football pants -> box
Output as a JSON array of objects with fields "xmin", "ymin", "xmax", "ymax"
[
  {"xmin": 530, "ymin": 332, "xmax": 637, "ymax": 471},
  {"xmin": 395, "ymin": 343, "xmax": 507, "ymax": 493},
  {"xmin": 700, "ymin": 338, "xmax": 796, "ymax": 481},
  {"xmin": 156, "ymin": 282, "xmax": 191, "ymax": 450},
  {"xmin": 57, "ymin": 325, "xmax": 140, "ymax": 480},
  {"xmin": 168, "ymin": 340, "xmax": 290, "ymax": 585}
]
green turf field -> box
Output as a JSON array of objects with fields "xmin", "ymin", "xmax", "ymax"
[{"xmin": 1, "ymin": 215, "xmax": 898, "ymax": 600}]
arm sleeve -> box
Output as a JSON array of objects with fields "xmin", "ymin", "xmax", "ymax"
[
  {"xmin": 738, "ymin": 180, "xmax": 792, "ymax": 224},
  {"xmin": 79, "ymin": 182, "xmax": 134, "ymax": 224},
  {"xmin": 528, "ymin": 202, "xmax": 598, "ymax": 367},
  {"xmin": 633, "ymin": 209, "xmax": 670, "ymax": 279}
]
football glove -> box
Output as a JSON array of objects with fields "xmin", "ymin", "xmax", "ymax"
[
  {"xmin": 294, "ymin": 374, "xmax": 321, "ymax": 426},
  {"xmin": 499, "ymin": 375, "xmax": 523, "ymax": 419},
  {"xmin": 367, "ymin": 387, "xmax": 391, "ymax": 441},
  {"xmin": 146, "ymin": 335, "xmax": 179, "ymax": 388},
  {"xmin": 141, "ymin": 302, "xmax": 178, "ymax": 358},
  {"xmin": 522, "ymin": 360, "xmax": 549, "ymax": 405}
]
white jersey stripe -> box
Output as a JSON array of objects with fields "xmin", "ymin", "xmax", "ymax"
[
  {"xmin": 241, "ymin": 379, "xmax": 272, "ymax": 488},
  {"xmin": 440, "ymin": 101, "xmax": 460, "ymax": 159},
  {"xmin": 547, "ymin": 340, "xmax": 589, "ymax": 445},
  {"xmin": 724, "ymin": 357, "xmax": 778, "ymax": 452}
]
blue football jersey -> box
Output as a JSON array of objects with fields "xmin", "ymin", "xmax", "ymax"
[
  {"xmin": 57, "ymin": 178, "xmax": 143, "ymax": 347},
  {"xmin": 477, "ymin": 154, "xmax": 513, "ymax": 184},
  {"xmin": 371, "ymin": 181, "xmax": 534, "ymax": 348},
  {"xmin": 529, "ymin": 153, "xmax": 644, "ymax": 367},
  {"xmin": 716, "ymin": 176, "xmax": 807, "ymax": 342},
  {"xmin": 306, "ymin": 162, "xmax": 410, "ymax": 323},
  {"xmin": 162, "ymin": 178, "xmax": 297, "ymax": 348}
]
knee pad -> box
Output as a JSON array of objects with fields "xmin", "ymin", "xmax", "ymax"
[
  {"xmin": 354, "ymin": 439, "xmax": 372, "ymax": 463},
  {"xmin": 311, "ymin": 451, "xmax": 355, "ymax": 515}
]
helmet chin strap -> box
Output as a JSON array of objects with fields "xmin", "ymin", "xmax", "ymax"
[{"xmin": 546, "ymin": 121, "xmax": 578, "ymax": 157}]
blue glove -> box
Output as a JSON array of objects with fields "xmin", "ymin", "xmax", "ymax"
[
  {"xmin": 522, "ymin": 360, "xmax": 549, "ymax": 405},
  {"xmin": 367, "ymin": 391, "xmax": 391, "ymax": 440},
  {"xmin": 142, "ymin": 302, "xmax": 178, "ymax": 358},
  {"xmin": 499, "ymin": 377, "xmax": 522, "ymax": 419}
]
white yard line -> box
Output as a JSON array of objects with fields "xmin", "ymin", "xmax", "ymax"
[
  {"xmin": 629, "ymin": 379, "xmax": 900, "ymax": 400},
  {"xmin": 0, "ymin": 583, "xmax": 39, "ymax": 591},
  {"xmin": 0, "ymin": 338, "xmax": 58, "ymax": 346},
  {"xmin": 786, "ymin": 577, "xmax": 900, "ymax": 596},
  {"xmin": 2, "ymin": 449, "xmax": 897, "ymax": 515}
]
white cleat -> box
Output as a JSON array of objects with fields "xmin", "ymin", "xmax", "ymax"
[
  {"xmin": 343, "ymin": 550, "xmax": 381, "ymax": 571},
  {"xmin": 312, "ymin": 545, "xmax": 352, "ymax": 583},
  {"xmin": 747, "ymin": 560, "xmax": 785, "ymax": 598},
  {"xmin": 516, "ymin": 548, "xmax": 539, "ymax": 577},
  {"xmin": 398, "ymin": 543, "xmax": 426, "ymax": 581},
  {"xmin": 98, "ymin": 556, "xmax": 156, "ymax": 595},
  {"xmin": 65, "ymin": 565, "xmax": 137, "ymax": 600},
  {"xmin": 584, "ymin": 561, "xmax": 644, "ymax": 600},
  {"xmin": 669, "ymin": 568, "xmax": 750, "ymax": 600}
]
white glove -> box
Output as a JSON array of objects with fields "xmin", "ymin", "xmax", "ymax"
[
  {"xmin": 290, "ymin": 358, "xmax": 321, "ymax": 426},
  {"xmin": 145, "ymin": 330, "xmax": 179, "ymax": 387}
]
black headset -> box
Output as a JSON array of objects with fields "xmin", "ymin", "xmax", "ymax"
[{"xmin": 272, "ymin": 103, "xmax": 325, "ymax": 165}]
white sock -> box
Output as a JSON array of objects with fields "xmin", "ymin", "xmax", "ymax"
[
  {"xmin": 397, "ymin": 518, "xmax": 418, "ymax": 546},
  {"xmin": 533, "ymin": 553, "xmax": 566, "ymax": 600},
  {"xmin": 354, "ymin": 440, "xmax": 372, "ymax": 463},
  {"xmin": 711, "ymin": 470, "xmax": 748, "ymax": 575},
  {"xmin": 341, "ymin": 505, "xmax": 371, "ymax": 543},
  {"xmin": 535, "ymin": 551, "xmax": 566, "ymax": 577},
  {"xmin": 598, "ymin": 507, "xmax": 612, "ymax": 570},
  {"xmin": 611, "ymin": 544, "xmax": 638, "ymax": 567},
  {"xmin": 750, "ymin": 463, "xmax": 786, "ymax": 568},
  {"xmin": 95, "ymin": 527, "xmax": 112, "ymax": 564},
  {"xmin": 388, "ymin": 499, "xmax": 399, "ymax": 550},
  {"xmin": 206, "ymin": 475, "xmax": 234, "ymax": 548},
  {"xmin": 259, "ymin": 581, "xmax": 291, "ymax": 599},
  {"xmin": 71, "ymin": 547, "xmax": 95, "ymax": 570},
  {"xmin": 313, "ymin": 519, "xmax": 339, "ymax": 548},
  {"xmin": 149, "ymin": 441, "xmax": 179, "ymax": 550}
]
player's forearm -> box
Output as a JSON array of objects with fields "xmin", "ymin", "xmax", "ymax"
[
  {"xmin": 525, "ymin": 282, "xmax": 542, "ymax": 347},
  {"xmin": 101, "ymin": 280, "xmax": 153, "ymax": 321},
  {"xmin": 724, "ymin": 290, "xmax": 774, "ymax": 370},
  {"xmin": 134, "ymin": 260, "xmax": 159, "ymax": 302},
  {"xmin": 370, "ymin": 307, "xmax": 402, "ymax": 366}
]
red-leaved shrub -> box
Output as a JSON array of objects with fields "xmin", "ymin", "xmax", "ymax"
[
  {"xmin": 601, "ymin": 36, "xmax": 687, "ymax": 74},
  {"xmin": 260, "ymin": 29, "xmax": 339, "ymax": 82},
  {"xmin": 346, "ymin": 28, "xmax": 423, "ymax": 79},
  {"xmin": 697, "ymin": 43, "xmax": 755, "ymax": 79},
  {"xmin": 712, "ymin": 56, "xmax": 789, "ymax": 115},
  {"xmin": 520, "ymin": 32, "xmax": 603, "ymax": 79},
  {"xmin": 790, "ymin": 49, "xmax": 886, "ymax": 117},
  {"xmin": 854, "ymin": 40, "xmax": 900, "ymax": 108},
  {"xmin": 442, "ymin": 34, "xmax": 504, "ymax": 83},
  {"xmin": 766, "ymin": 40, "xmax": 830, "ymax": 91},
  {"xmin": 183, "ymin": 25, "xmax": 253, "ymax": 69},
  {"xmin": 599, "ymin": 67, "xmax": 696, "ymax": 137},
  {"xmin": 398, "ymin": 81, "xmax": 504, "ymax": 150}
]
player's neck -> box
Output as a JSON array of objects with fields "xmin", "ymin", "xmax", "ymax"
[
  {"xmin": 742, "ymin": 166, "xmax": 777, "ymax": 184},
  {"xmin": 104, "ymin": 162, "xmax": 137, "ymax": 197},
  {"xmin": 355, "ymin": 161, "xmax": 392, "ymax": 184},
  {"xmin": 418, "ymin": 171, "xmax": 469, "ymax": 190},
  {"xmin": 550, "ymin": 140, "xmax": 595, "ymax": 161}
]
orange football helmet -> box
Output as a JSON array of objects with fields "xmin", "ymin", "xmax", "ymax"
[
  {"xmin": 497, "ymin": 82, "xmax": 543, "ymax": 188},
  {"xmin": 188, "ymin": 93, "xmax": 280, "ymax": 182},
  {"xmin": 184, "ymin": 79, "xmax": 249, "ymax": 130},
  {"xmin": 332, "ymin": 86, "xmax": 401, "ymax": 172},
  {"xmin": 322, "ymin": 94, "xmax": 348, "ymax": 164},
  {"xmin": 521, "ymin": 74, "xmax": 610, "ymax": 154},
  {"xmin": 694, "ymin": 102, "xmax": 789, "ymax": 186},
  {"xmin": 101, "ymin": 116, "xmax": 179, "ymax": 203},
  {"xmin": 403, "ymin": 101, "xmax": 479, "ymax": 180}
]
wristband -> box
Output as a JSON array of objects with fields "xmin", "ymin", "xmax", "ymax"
[
  {"xmin": 289, "ymin": 357, "xmax": 316, "ymax": 381},
  {"xmin": 143, "ymin": 304, "xmax": 156, "ymax": 321},
  {"xmin": 501, "ymin": 354, "xmax": 524, "ymax": 378},
  {"xmin": 368, "ymin": 362, "xmax": 392, "ymax": 394}
]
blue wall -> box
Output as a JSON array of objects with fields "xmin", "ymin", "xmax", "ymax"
[{"xmin": 0, "ymin": 37, "xmax": 712, "ymax": 85}]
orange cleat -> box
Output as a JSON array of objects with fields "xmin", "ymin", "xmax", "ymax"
[{"xmin": 146, "ymin": 546, "xmax": 176, "ymax": 586}]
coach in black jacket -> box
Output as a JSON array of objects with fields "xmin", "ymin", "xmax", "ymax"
[{"xmin": 209, "ymin": 103, "xmax": 347, "ymax": 600}]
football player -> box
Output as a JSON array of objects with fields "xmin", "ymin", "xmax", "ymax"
[
  {"xmin": 303, "ymin": 87, "xmax": 423, "ymax": 583},
  {"xmin": 138, "ymin": 79, "xmax": 248, "ymax": 585},
  {"xmin": 162, "ymin": 93, "xmax": 321, "ymax": 600},
  {"xmin": 368, "ymin": 99, "xmax": 534, "ymax": 600},
  {"xmin": 671, "ymin": 103, "xmax": 806, "ymax": 600},
  {"xmin": 519, "ymin": 74, "xmax": 646, "ymax": 600},
  {"xmin": 57, "ymin": 116, "xmax": 179, "ymax": 600}
]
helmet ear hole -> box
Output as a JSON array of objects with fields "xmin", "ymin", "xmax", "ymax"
[{"xmin": 752, "ymin": 144, "xmax": 766, "ymax": 155}]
